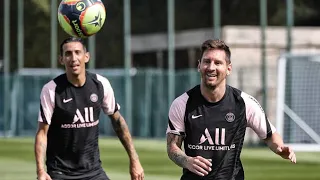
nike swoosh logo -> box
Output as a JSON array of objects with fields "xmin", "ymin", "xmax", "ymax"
[
  {"xmin": 192, "ymin": 115, "xmax": 202, "ymax": 119},
  {"xmin": 63, "ymin": 98, "xmax": 73, "ymax": 103}
]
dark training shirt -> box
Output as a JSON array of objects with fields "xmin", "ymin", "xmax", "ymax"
[
  {"xmin": 167, "ymin": 85, "xmax": 275, "ymax": 180},
  {"xmin": 38, "ymin": 71, "xmax": 119, "ymax": 179}
]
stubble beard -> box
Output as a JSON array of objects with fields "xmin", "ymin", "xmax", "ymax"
[
  {"xmin": 204, "ymin": 80, "xmax": 217, "ymax": 90},
  {"xmin": 202, "ymin": 75, "xmax": 227, "ymax": 91},
  {"xmin": 201, "ymin": 74, "xmax": 217, "ymax": 91}
]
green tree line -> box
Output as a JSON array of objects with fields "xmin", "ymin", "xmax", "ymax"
[{"xmin": 1, "ymin": 0, "xmax": 320, "ymax": 71}]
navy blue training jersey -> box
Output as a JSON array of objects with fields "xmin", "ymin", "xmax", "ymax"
[
  {"xmin": 38, "ymin": 71, "xmax": 119, "ymax": 179},
  {"xmin": 167, "ymin": 85, "xmax": 276, "ymax": 180}
]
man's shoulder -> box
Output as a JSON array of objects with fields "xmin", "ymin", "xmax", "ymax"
[
  {"xmin": 41, "ymin": 79, "xmax": 58, "ymax": 94},
  {"xmin": 41, "ymin": 73, "xmax": 67, "ymax": 93},
  {"xmin": 171, "ymin": 86, "xmax": 197, "ymax": 106},
  {"xmin": 185, "ymin": 85, "xmax": 200, "ymax": 95},
  {"xmin": 52, "ymin": 73, "xmax": 67, "ymax": 85},
  {"xmin": 227, "ymin": 85, "xmax": 259, "ymax": 104},
  {"xmin": 43, "ymin": 73, "xmax": 66, "ymax": 88},
  {"xmin": 227, "ymin": 85, "xmax": 242, "ymax": 94},
  {"xmin": 86, "ymin": 71, "xmax": 111, "ymax": 84}
]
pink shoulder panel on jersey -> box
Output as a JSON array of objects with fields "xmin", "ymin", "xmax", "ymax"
[
  {"xmin": 166, "ymin": 93, "xmax": 189, "ymax": 135},
  {"xmin": 38, "ymin": 80, "xmax": 56, "ymax": 125},
  {"xmin": 97, "ymin": 74, "xmax": 120, "ymax": 115},
  {"xmin": 241, "ymin": 92, "xmax": 276, "ymax": 139}
]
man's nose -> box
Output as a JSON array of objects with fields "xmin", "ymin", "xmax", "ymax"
[
  {"xmin": 71, "ymin": 52, "xmax": 77, "ymax": 61},
  {"xmin": 207, "ymin": 62, "xmax": 216, "ymax": 70}
]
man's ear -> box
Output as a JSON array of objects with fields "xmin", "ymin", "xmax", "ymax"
[
  {"xmin": 197, "ymin": 59, "xmax": 201, "ymax": 72},
  {"xmin": 59, "ymin": 55, "xmax": 64, "ymax": 65},
  {"xmin": 85, "ymin": 52, "xmax": 90, "ymax": 63},
  {"xmin": 227, "ymin": 63, "xmax": 232, "ymax": 76}
]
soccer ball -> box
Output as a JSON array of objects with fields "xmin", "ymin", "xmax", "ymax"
[{"xmin": 58, "ymin": 0, "xmax": 106, "ymax": 38}]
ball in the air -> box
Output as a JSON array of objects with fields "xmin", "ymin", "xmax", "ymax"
[{"xmin": 58, "ymin": 0, "xmax": 106, "ymax": 38}]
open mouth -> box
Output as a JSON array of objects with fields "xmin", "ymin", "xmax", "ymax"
[
  {"xmin": 206, "ymin": 73, "xmax": 217, "ymax": 78},
  {"xmin": 70, "ymin": 64, "xmax": 80, "ymax": 71}
]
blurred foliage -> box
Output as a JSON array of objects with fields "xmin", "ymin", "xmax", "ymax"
[
  {"xmin": 31, "ymin": 0, "xmax": 51, "ymax": 15},
  {"xmin": 1, "ymin": 0, "xmax": 320, "ymax": 71}
]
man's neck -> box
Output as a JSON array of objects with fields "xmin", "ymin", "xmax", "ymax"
[
  {"xmin": 200, "ymin": 82, "xmax": 226, "ymax": 103},
  {"xmin": 66, "ymin": 71, "xmax": 86, "ymax": 87}
]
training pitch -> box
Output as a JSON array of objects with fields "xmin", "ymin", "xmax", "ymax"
[{"xmin": 0, "ymin": 138, "xmax": 320, "ymax": 180}]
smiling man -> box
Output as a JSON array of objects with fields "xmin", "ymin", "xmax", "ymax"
[
  {"xmin": 34, "ymin": 37, "xmax": 144, "ymax": 180},
  {"xmin": 166, "ymin": 39, "xmax": 296, "ymax": 180}
]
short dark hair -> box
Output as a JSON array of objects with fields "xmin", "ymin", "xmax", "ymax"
[
  {"xmin": 199, "ymin": 39, "xmax": 231, "ymax": 64},
  {"xmin": 59, "ymin": 37, "xmax": 87, "ymax": 56}
]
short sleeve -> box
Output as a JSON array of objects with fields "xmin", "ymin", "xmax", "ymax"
[
  {"xmin": 166, "ymin": 93, "xmax": 189, "ymax": 136},
  {"xmin": 38, "ymin": 81, "xmax": 56, "ymax": 125},
  {"xmin": 241, "ymin": 92, "xmax": 276, "ymax": 139},
  {"xmin": 97, "ymin": 74, "xmax": 120, "ymax": 115}
]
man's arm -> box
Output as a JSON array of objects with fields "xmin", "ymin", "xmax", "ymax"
[
  {"xmin": 108, "ymin": 111, "xmax": 144, "ymax": 179},
  {"xmin": 264, "ymin": 132, "xmax": 284, "ymax": 153},
  {"xmin": 109, "ymin": 111, "xmax": 138, "ymax": 160},
  {"xmin": 166, "ymin": 133, "xmax": 188, "ymax": 168},
  {"xmin": 241, "ymin": 92, "xmax": 296, "ymax": 163},
  {"xmin": 166, "ymin": 133, "xmax": 212, "ymax": 176},
  {"xmin": 34, "ymin": 122, "xmax": 49, "ymax": 174},
  {"xmin": 264, "ymin": 132, "xmax": 296, "ymax": 163}
]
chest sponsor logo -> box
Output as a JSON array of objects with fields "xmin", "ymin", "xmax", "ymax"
[
  {"xmin": 187, "ymin": 128, "xmax": 235, "ymax": 151},
  {"xmin": 61, "ymin": 107, "xmax": 99, "ymax": 129},
  {"xmin": 225, "ymin": 112, "xmax": 235, "ymax": 122}
]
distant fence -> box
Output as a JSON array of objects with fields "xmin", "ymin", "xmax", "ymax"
[
  {"xmin": 0, "ymin": 67, "xmax": 277, "ymax": 146},
  {"xmin": 0, "ymin": 68, "xmax": 200, "ymax": 138}
]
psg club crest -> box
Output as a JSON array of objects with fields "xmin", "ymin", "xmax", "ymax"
[
  {"xmin": 225, "ymin": 112, "xmax": 235, "ymax": 122},
  {"xmin": 90, "ymin": 93, "xmax": 98, "ymax": 102}
]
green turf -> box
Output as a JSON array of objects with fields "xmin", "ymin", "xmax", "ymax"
[{"xmin": 0, "ymin": 137, "xmax": 320, "ymax": 180}]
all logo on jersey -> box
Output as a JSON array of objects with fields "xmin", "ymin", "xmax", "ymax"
[
  {"xmin": 199, "ymin": 128, "xmax": 225, "ymax": 145},
  {"xmin": 73, "ymin": 107, "xmax": 94, "ymax": 123},
  {"xmin": 187, "ymin": 128, "xmax": 235, "ymax": 151},
  {"xmin": 225, "ymin": 112, "xmax": 235, "ymax": 122},
  {"xmin": 61, "ymin": 107, "xmax": 99, "ymax": 129}
]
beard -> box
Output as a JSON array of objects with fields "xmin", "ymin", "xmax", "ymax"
[
  {"xmin": 201, "ymin": 73, "xmax": 226, "ymax": 90},
  {"xmin": 204, "ymin": 80, "xmax": 217, "ymax": 90}
]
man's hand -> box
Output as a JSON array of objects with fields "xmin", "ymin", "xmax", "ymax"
[
  {"xmin": 129, "ymin": 159, "xmax": 144, "ymax": 180},
  {"xmin": 37, "ymin": 169, "xmax": 52, "ymax": 180},
  {"xmin": 264, "ymin": 132, "xmax": 297, "ymax": 164},
  {"xmin": 185, "ymin": 156, "xmax": 212, "ymax": 177},
  {"xmin": 276, "ymin": 146, "xmax": 297, "ymax": 164},
  {"xmin": 167, "ymin": 134, "xmax": 212, "ymax": 176}
]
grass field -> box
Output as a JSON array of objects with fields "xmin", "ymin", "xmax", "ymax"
[{"xmin": 0, "ymin": 137, "xmax": 320, "ymax": 180}]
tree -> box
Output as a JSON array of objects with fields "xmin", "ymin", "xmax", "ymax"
[{"xmin": 1, "ymin": 0, "xmax": 320, "ymax": 71}]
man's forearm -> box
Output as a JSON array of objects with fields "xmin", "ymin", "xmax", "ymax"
[
  {"xmin": 35, "ymin": 133, "xmax": 47, "ymax": 172},
  {"xmin": 111, "ymin": 115, "xmax": 138, "ymax": 161},
  {"xmin": 167, "ymin": 145, "xmax": 189, "ymax": 168},
  {"xmin": 167, "ymin": 134, "xmax": 189, "ymax": 168},
  {"xmin": 265, "ymin": 132, "xmax": 284, "ymax": 154}
]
